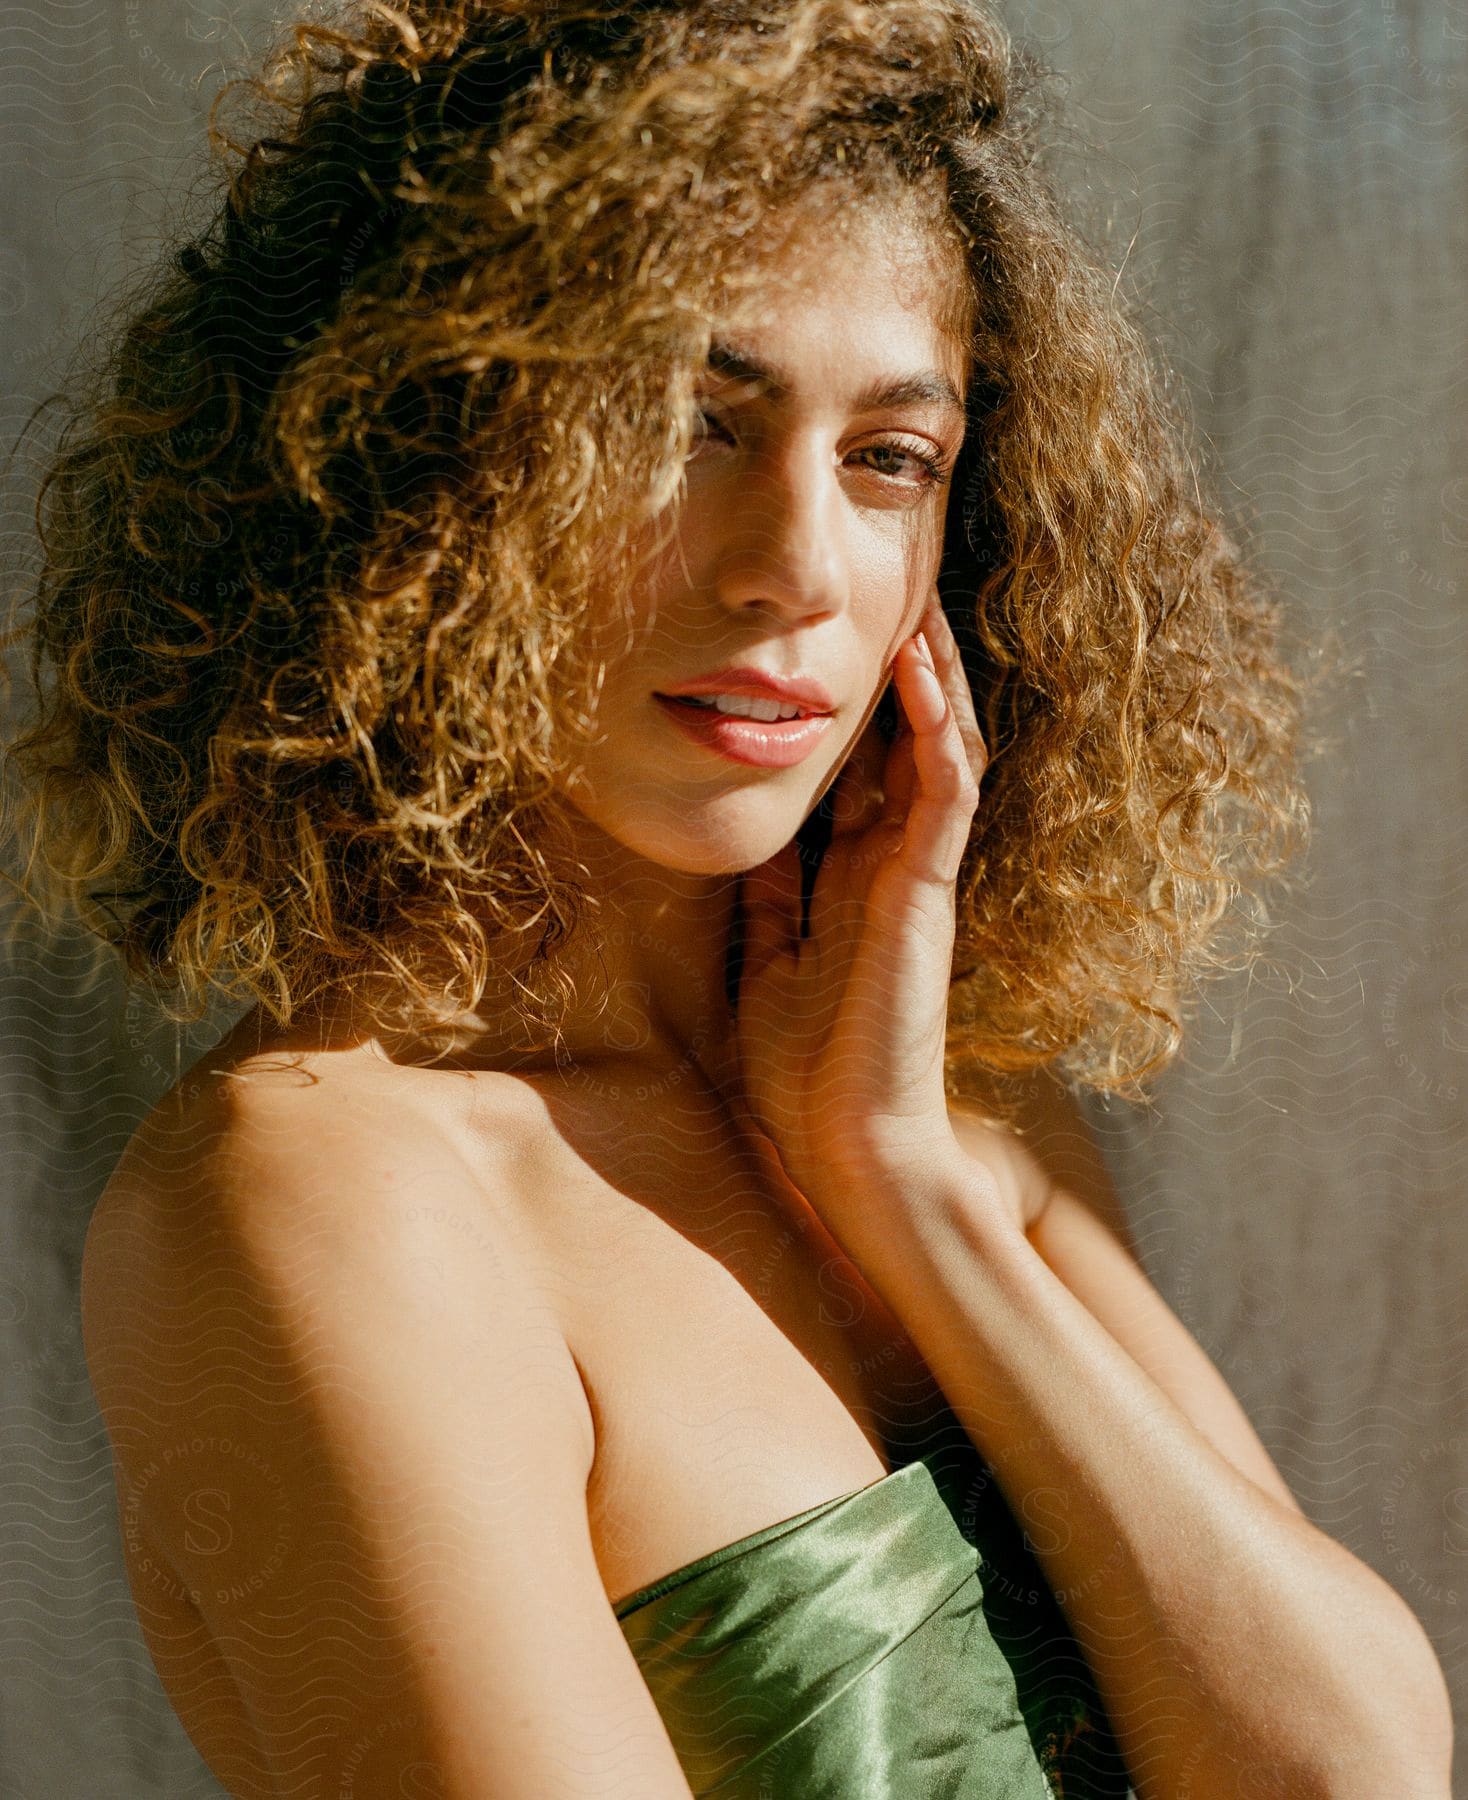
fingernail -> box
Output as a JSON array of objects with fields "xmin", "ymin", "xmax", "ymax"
[{"xmin": 913, "ymin": 631, "xmax": 933, "ymax": 665}]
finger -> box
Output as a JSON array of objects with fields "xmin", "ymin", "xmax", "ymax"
[
  {"xmin": 885, "ymin": 631, "xmax": 981, "ymax": 886},
  {"xmin": 917, "ymin": 591, "xmax": 988, "ymax": 791},
  {"xmin": 874, "ymin": 693, "xmax": 918, "ymax": 821},
  {"xmin": 825, "ymin": 707, "xmax": 890, "ymax": 840}
]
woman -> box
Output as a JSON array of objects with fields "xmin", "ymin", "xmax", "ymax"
[{"xmin": 3, "ymin": 0, "xmax": 1452, "ymax": 1795}]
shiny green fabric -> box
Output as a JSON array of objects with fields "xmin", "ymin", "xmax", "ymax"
[{"xmin": 615, "ymin": 1445, "xmax": 1131, "ymax": 1798}]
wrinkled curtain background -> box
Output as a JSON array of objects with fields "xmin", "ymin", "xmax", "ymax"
[{"xmin": 1, "ymin": 3, "xmax": 1463, "ymax": 1794}]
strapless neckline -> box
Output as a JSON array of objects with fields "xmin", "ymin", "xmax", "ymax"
[
  {"xmin": 612, "ymin": 1456, "xmax": 930, "ymax": 1619},
  {"xmin": 611, "ymin": 1434, "xmax": 1133, "ymax": 1795}
]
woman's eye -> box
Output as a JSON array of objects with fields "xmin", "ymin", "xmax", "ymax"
[
  {"xmin": 688, "ymin": 407, "xmax": 947, "ymax": 489},
  {"xmin": 859, "ymin": 442, "xmax": 949, "ymax": 486}
]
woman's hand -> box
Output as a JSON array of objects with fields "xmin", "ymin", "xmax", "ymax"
[{"xmin": 731, "ymin": 587, "xmax": 995, "ymax": 1245}]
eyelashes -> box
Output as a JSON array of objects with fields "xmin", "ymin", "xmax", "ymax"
[
  {"xmin": 855, "ymin": 438, "xmax": 950, "ymax": 486},
  {"xmin": 689, "ymin": 405, "xmax": 952, "ymax": 490}
]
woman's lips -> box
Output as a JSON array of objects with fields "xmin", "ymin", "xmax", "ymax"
[{"xmin": 652, "ymin": 694, "xmax": 835, "ymax": 768}]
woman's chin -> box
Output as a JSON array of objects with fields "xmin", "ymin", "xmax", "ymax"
[
  {"xmin": 558, "ymin": 775, "xmax": 813, "ymax": 877},
  {"xmin": 645, "ymin": 828, "xmax": 798, "ymax": 879},
  {"xmin": 613, "ymin": 804, "xmax": 808, "ymax": 878}
]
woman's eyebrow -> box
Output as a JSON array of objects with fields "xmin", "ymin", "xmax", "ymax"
[{"xmin": 706, "ymin": 338, "xmax": 967, "ymax": 422}]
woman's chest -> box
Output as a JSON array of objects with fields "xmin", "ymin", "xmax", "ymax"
[{"xmin": 507, "ymin": 1075, "xmax": 943, "ymax": 1610}]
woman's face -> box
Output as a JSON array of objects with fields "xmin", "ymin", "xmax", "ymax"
[{"xmin": 562, "ymin": 202, "xmax": 971, "ymax": 875}]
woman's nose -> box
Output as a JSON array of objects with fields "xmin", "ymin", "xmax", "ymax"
[{"xmin": 709, "ymin": 444, "xmax": 850, "ymax": 625}]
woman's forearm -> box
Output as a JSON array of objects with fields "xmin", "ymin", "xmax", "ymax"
[{"xmin": 837, "ymin": 1155, "xmax": 1453, "ymax": 1799}]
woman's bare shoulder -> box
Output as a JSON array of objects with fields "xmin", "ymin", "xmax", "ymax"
[
  {"xmin": 93, "ymin": 1023, "xmax": 546, "ymax": 1240},
  {"xmin": 82, "ymin": 1028, "xmax": 580, "ymax": 1441}
]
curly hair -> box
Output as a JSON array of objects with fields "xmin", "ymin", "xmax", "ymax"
[{"xmin": 1, "ymin": 0, "xmax": 1306, "ymax": 1095}]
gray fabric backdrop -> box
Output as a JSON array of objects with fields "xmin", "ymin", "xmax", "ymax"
[{"xmin": 2, "ymin": 2, "xmax": 1463, "ymax": 1795}]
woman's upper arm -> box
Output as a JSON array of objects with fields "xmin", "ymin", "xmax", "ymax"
[{"xmin": 83, "ymin": 1078, "xmax": 695, "ymax": 1800}]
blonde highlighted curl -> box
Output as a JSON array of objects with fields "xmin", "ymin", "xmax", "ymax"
[{"xmin": 2, "ymin": 0, "xmax": 1307, "ymax": 1094}]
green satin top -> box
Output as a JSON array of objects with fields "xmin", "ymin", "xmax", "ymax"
[{"xmin": 615, "ymin": 1434, "xmax": 1131, "ymax": 1798}]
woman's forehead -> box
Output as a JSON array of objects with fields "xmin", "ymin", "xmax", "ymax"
[
  {"xmin": 709, "ymin": 195, "xmax": 973, "ymax": 377},
  {"xmin": 712, "ymin": 243, "xmax": 971, "ymax": 401}
]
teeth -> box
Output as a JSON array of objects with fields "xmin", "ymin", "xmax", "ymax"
[{"xmin": 684, "ymin": 694, "xmax": 806, "ymax": 722}]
